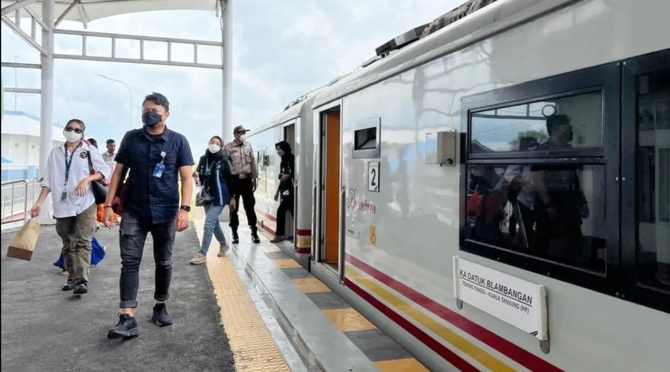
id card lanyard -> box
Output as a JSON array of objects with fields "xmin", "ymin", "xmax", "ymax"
[
  {"xmin": 62, "ymin": 142, "xmax": 83, "ymax": 201},
  {"xmin": 153, "ymin": 151, "xmax": 167, "ymax": 178}
]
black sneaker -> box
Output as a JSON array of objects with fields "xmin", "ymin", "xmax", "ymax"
[
  {"xmin": 73, "ymin": 283, "xmax": 88, "ymax": 295},
  {"xmin": 62, "ymin": 280, "xmax": 75, "ymax": 291},
  {"xmin": 151, "ymin": 304, "xmax": 173, "ymax": 327},
  {"xmin": 270, "ymin": 236, "xmax": 285, "ymax": 243},
  {"xmin": 108, "ymin": 314, "xmax": 139, "ymax": 339},
  {"xmin": 251, "ymin": 233, "xmax": 260, "ymax": 244},
  {"xmin": 232, "ymin": 231, "xmax": 239, "ymax": 244}
]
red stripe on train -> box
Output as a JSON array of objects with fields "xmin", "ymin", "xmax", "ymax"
[
  {"xmin": 345, "ymin": 254, "xmax": 564, "ymax": 372},
  {"xmin": 345, "ymin": 278, "xmax": 479, "ymax": 372}
]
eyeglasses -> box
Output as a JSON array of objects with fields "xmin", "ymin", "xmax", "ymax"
[{"xmin": 64, "ymin": 127, "xmax": 83, "ymax": 134}]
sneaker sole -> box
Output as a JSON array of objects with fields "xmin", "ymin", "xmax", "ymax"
[
  {"xmin": 73, "ymin": 287, "xmax": 88, "ymax": 295},
  {"xmin": 107, "ymin": 328, "xmax": 139, "ymax": 340},
  {"xmin": 190, "ymin": 260, "xmax": 207, "ymax": 265},
  {"xmin": 151, "ymin": 318, "xmax": 173, "ymax": 327}
]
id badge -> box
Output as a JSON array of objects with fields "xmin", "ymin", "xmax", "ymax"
[
  {"xmin": 61, "ymin": 190, "xmax": 68, "ymax": 201},
  {"xmin": 153, "ymin": 163, "xmax": 165, "ymax": 178}
]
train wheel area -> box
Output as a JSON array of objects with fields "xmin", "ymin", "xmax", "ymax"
[{"xmin": 229, "ymin": 217, "xmax": 430, "ymax": 372}]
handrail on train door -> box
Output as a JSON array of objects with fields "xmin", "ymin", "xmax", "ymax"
[
  {"xmin": 338, "ymin": 186, "xmax": 346, "ymax": 283},
  {"xmin": 1, "ymin": 179, "xmax": 30, "ymax": 224}
]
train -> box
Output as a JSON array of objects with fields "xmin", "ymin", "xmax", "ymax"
[{"xmin": 247, "ymin": 0, "xmax": 670, "ymax": 371}]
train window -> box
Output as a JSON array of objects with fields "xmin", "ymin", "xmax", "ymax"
[
  {"xmin": 464, "ymin": 164, "xmax": 606, "ymax": 272},
  {"xmin": 352, "ymin": 117, "xmax": 381, "ymax": 159},
  {"xmin": 469, "ymin": 91, "xmax": 603, "ymax": 156},
  {"xmin": 635, "ymin": 67, "xmax": 670, "ymax": 291}
]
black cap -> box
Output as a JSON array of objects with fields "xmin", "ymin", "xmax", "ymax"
[{"xmin": 233, "ymin": 125, "xmax": 250, "ymax": 134}]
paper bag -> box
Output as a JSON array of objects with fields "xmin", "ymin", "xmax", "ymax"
[{"xmin": 7, "ymin": 219, "xmax": 41, "ymax": 261}]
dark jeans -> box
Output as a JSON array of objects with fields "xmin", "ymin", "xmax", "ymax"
[
  {"xmin": 275, "ymin": 195, "xmax": 293, "ymax": 236},
  {"xmin": 229, "ymin": 177, "xmax": 257, "ymax": 231},
  {"xmin": 118, "ymin": 212, "xmax": 175, "ymax": 309}
]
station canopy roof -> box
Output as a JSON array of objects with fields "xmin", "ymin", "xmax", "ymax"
[{"xmin": 1, "ymin": 0, "xmax": 218, "ymax": 23}]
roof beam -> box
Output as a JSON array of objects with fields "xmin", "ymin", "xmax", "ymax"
[
  {"xmin": 1, "ymin": 0, "xmax": 39, "ymax": 16},
  {"xmin": 1, "ymin": 61, "xmax": 41, "ymax": 69},
  {"xmin": 5, "ymin": 87, "xmax": 41, "ymax": 94},
  {"xmin": 1, "ymin": 14, "xmax": 47, "ymax": 54},
  {"xmin": 55, "ymin": 0, "xmax": 80, "ymax": 28}
]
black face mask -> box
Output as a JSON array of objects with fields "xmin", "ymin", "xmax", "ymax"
[{"xmin": 142, "ymin": 111, "xmax": 162, "ymax": 127}]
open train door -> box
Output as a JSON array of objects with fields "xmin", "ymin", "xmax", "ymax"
[
  {"xmin": 316, "ymin": 104, "xmax": 345, "ymax": 280},
  {"xmin": 282, "ymin": 123, "xmax": 296, "ymax": 242}
]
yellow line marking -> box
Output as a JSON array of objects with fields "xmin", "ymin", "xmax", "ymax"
[
  {"xmin": 374, "ymin": 358, "xmax": 431, "ymax": 372},
  {"xmin": 195, "ymin": 220, "xmax": 290, "ymax": 372},
  {"xmin": 293, "ymin": 278, "xmax": 331, "ymax": 293},
  {"xmin": 273, "ymin": 258, "xmax": 302, "ymax": 269},
  {"xmin": 322, "ymin": 308, "xmax": 377, "ymax": 332},
  {"xmin": 347, "ymin": 266, "xmax": 516, "ymax": 372}
]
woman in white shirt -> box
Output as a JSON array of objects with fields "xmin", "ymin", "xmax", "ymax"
[{"xmin": 30, "ymin": 119, "xmax": 110, "ymax": 295}]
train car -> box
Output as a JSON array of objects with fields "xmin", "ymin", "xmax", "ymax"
[
  {"xmin": 307, "ymin": 0, "xmax": 670, "ymax": 371},
  {"xmin": 246, "ymin": 87, "xmax": 328, "ymax": 267}
]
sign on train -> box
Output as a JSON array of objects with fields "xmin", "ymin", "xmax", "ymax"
[
  {"xmin": 367, "ymin": 162, "xmax": 380, "ymax": 192},
  {"xmin": 452, "ymin": 257, "xmax": 548, "ymax": 341}
]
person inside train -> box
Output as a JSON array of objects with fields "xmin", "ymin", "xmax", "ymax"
[
  {"xmin": 466, "ymin": 165, "xmax": 505, "ymax": 244},
  {"xmin": 191, "ymin": 136, "xmax": 237, "ymax": 265},
  {"xmin": 503, "ymin": 136, "xmax": 539, "ymax": 249},
  {"xmin": 271, "ymin": 141, "xmax": 294, "ymax": 244},
  {"xmin": 532, "ymin": 114, "xmax": 591, "ymax": 263}
]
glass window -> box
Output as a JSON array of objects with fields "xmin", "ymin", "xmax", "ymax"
[
  {"xmin": 470, "ymin": 92, "xmax": 603, "ymax": 153},
  {"xmin": 464, "ymin": 164, "xmax": 606, "ymax": 272},
  {"xmin": 636, "ymin": 68, "xmax": 670, "ymax": 290}
]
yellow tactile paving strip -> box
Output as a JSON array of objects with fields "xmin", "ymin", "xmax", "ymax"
[
  {"xmin": 194, "ymin": 220, "xmax": 290, "ymax": 372},
  {"xmin": 293, "ymin": 278, "xmax": 331, "ymax": 293}
]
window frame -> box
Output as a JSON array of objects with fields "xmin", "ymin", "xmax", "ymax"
[
  {"xmin": 459, "ymin": 61, "xmax": 622, "ymax": 299},
  {"xmin": 352, "ymin": 117, "xmax": 381, "ymax": 159},
  {"xmin": 620, "ymin": 48, "xmax": 670, "ymax": 313}
]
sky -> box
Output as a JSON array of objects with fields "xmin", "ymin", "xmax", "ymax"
[{"xmin": 1, "ymin": 0, "xmax": 459, "ymax": 157}]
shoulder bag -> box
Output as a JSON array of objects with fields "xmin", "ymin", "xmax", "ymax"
[{"xmin": 87, "ymin": 153, "xmax": 109, "ymax": 205}]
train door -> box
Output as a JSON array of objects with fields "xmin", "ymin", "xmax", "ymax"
[
  {"xmin": 282, "ymin": 123, "xmax": 296, "ymax": 242},
  {"xmin": 318, "ymin": 107, "xmax": 343, "ymax": 276}
]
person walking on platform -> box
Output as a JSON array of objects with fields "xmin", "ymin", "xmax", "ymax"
[
  {"xmin": 190, "ymin": 136, "xmax": 237, "ymax": 265},
  {"xmin": 223, "ymin": 125, "xmax": 260, "ymax": 244},
  {"xmin": 271, "ymin": 141, "xmax": 294, "ymax": 243},
  {"xmin": 103, "ymin": 92, "xmax": 194, "ymax": 339},
  {"xmin": 102, "ymin": 138, "xmax": 117, "ymax": 174},
  {"xmin": 29, "ymin": 119, "xmax": 110, "ymax": 295}
]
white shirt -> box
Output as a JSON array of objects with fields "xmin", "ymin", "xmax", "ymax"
[
  {"xmin": 102, "ymin": 152, "xmax": 116, "ymax": 173},
  {"xmin": 503, "ymin": 165, "xmax": 535, "ymax": 210},
  {"xmin": 41, "ymin": 142, "xmax": 111, "ymax": 218}
]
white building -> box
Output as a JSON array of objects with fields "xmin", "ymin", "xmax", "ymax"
[{"xmin": 1, "ymin": 111, "xmax": 67, "ymax": 167}]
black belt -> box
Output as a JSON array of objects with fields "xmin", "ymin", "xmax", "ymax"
[{"xmin": 236, "ymin": 173, "xmax": 251, "ymax": 179}]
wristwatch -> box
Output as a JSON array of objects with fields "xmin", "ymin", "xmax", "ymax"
[{"xmin": 180, "ymin": 205, "xmax": 191, "ymax": 212}]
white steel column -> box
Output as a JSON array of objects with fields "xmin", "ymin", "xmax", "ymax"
[
  {"xmin": 38, "ymin": 0, "xmax": 55, "ymax": 223},
  {"xmin": 221, "ymin": 0, "xmax": 233, "ymax": 139}
]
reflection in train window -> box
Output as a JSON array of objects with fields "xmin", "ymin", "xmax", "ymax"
[
  {"xmin": 636, "ymin": 68, "xmax": 670, "ymax": 290},
  {"xmin": 470, "ymin": 92, "xmax": 603, "ymax": 153},
  {"xmin": 355, "ymin": 127, "xmax": 378, "ymax": 150},
  {"xmin": 464, "ymin": 164, "xmax": 606, "ymax": 272}
]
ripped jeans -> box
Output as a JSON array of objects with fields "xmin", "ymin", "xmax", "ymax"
[{"xmin": 118, "ymin": 212, "xmax": 175, "ymax": 309}]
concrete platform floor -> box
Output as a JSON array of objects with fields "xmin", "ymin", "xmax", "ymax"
[{"xmin": 1, "ymin": 223, "xmax": 236, "ymax": 372}]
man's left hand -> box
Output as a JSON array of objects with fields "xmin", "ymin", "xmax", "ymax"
[
  {"xmin": 252, "ymin": 178, "xmax": 257, "ymax": 192},
  {"xmin": 175, "ymin": 210, "xmax": 189, "ymax": 232}
]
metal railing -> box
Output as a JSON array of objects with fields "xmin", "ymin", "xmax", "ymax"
[{"xmin": 1, "ymin": 179, "xmax": 39, "ymax": 224}]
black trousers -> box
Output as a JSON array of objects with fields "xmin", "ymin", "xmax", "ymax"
[
  {"xmin": 229, "ymin": 177, "xmax": 257, "ymax": 232},
  {"xmin": 118, "ymin": 212, "xmax": 175, "ymax": 309},
  {"xmin": 275, "ymin": 195, "xmax": 293, "ymax": 236}
]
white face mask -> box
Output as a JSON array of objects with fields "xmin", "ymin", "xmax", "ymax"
[
  {"xmin": 238, "ymin": 135, "xmax": 246, "ymax": 142},
  {"xmin": 208, "ymin": 144, "xmax": 221, "ymax": 153},
  {"xmin": 64, "ymin": 130, "xmax": 82, "ymax": 143}
]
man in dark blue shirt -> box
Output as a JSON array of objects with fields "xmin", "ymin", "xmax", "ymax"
[{"xmin": 103, "ymin": 92, "xmax": 194, "ymax": 339}]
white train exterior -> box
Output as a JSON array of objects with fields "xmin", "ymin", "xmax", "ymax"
[{"xmin": 248, "ymin": 0, "xmax": 670, "ymax": 370}]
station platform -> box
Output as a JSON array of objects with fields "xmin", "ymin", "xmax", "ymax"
[{"xmin": 1, "ymin": 215, "xmax": 428, "ymax": 372}]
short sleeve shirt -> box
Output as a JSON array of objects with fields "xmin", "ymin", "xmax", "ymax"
[{"xmin": 115, "ymin": 127, "xmax": 194, "ymax": 224}]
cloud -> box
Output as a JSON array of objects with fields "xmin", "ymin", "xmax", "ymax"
[{"xmin": 2, "ymin": 0, "xmax": 460, "ymax": 157}]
